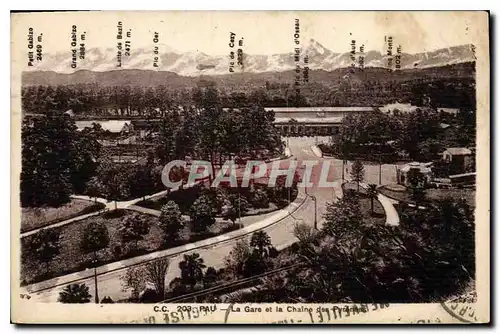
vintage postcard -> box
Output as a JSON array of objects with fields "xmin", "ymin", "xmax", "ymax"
[{"xmin": 11, "ymin": 11, "xmax": 490, "ymax": 324}]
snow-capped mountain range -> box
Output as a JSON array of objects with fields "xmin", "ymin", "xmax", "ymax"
[{"xmin": 27, "ymin": 39, "xmax": 475, "ymax": 76}]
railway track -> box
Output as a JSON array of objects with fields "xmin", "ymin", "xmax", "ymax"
[{"xmin": 161, "ymin": 263, "xmax": 304, "ymax": 303}]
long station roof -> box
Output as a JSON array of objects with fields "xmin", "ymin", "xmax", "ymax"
[{"xmin": 264, "ymin": 107, "xmax": 377, "ymax": 113}]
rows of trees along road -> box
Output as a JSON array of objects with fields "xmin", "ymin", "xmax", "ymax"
[
  {"xmin": 21, "ymin": 63, "xmax": 475, "ymax": 114},
  {"xmin": 21, "ymin": 86, "xmax": 282, "ymax": 208}
]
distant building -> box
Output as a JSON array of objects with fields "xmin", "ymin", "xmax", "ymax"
[
  {"xmin": 266, "ymin": 107, "xmax": 378, "ymax": 136},
  {"xmin": 442, "ymin": 147, "xmax": 473, "ymax": 173},
  {"xmin": 75, "ymin": 120, "xmax": 134, "ymax": 136},
  {"xmin": 379, "ymin": 103, "xmax": 460, "ymax": 115},
  {"xmin": 75, "ymin": 120, "xmax": 135, "ymax": 147},
  {"xmin": 64, "ymin": 109, "xmax": 75, "ymax": 117},
  {"xmin": 397, "ymin": 162, "xmax": 433, "ymax": 187}
]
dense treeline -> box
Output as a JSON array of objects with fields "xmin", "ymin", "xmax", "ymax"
[
  {"xmin": 328, "ymin": 106, "xmax": 476, "ymax": 163},
  {"xmin": 21, "ymin": 86, "xmax": 283, "ymax": 207},
  {"xmin": 228, "ymin": 192, "xmax": 475, "ymax": 303},
  {"xmin": 21, "ymin": 64, "xmax": 476, "ymax": 113},
  {"xmin": 21, "ymin": 112, "xmax": 101, "ymax": 207}
]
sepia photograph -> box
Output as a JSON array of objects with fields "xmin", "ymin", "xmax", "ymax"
[{"xmin": 10, "ymin": 10, "xmax": 490, "ymax": 324}]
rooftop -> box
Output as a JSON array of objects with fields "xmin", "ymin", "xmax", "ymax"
[
  {"xmin": 274, "ymin": 117, "xmax": 344, "ymax": 124},
  {"xmin": 265, "ymin": 107, "xmax": 377, "ymax": 113},
  {"xmin": 75, "ymin": 120, "xmax": 132, "ymax": 133},
  {"xmin": 400, "ymin": 161, "xmax": 433, "ymax": 174},
  {"xmin": 444, "ymin": 147, "xmax": 472, "ymax": 155}
]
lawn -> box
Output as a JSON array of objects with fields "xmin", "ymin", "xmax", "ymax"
[
  {"xmin": 137, "ymin": 184, "xmax": 297, "ymax": 217},
  {"xmin": 21, "ymin": 209, "xmax": 243, "ymax": 286},
  {"xmin": 21, "ymin": 199, "xmax": 105, "ymax": 233},
  {"xmin": 379, "ymin": 185, "xmax": 476, "ymax": 207}
]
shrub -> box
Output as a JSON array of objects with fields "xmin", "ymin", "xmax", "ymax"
[{"xmin": 250, "ymin": 188, "xmax": 270, "ymax": 209}]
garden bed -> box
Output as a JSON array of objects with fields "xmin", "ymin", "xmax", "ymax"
[
  {"xmin": 342, "ymin": 183, "xmax": 385, "ymax": 226},
  {"xmin": 21, "ymin": 199, "xmax": 105, "ymax": 233},
  {"xmin": 136, "ymin": 184, "xmax": 297, "ymax": 217},
  {"xmin": 20, "ymin": 209, "xmax": 244, "ymax": 286}
]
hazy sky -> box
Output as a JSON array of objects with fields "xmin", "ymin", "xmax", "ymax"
[{"xmin": 12, "ymin": 11, "xmax": 487, "ymax": 55}]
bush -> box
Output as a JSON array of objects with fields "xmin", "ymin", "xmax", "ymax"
[
  {"xmin": 101, "ymin": 296, "xmax": 114, "ymax": 303},
  {"xmin": 250, "ymin": 188, "xmax": 270, "ymax": 209}
]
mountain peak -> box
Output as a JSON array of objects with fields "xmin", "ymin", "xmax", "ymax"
[
  {"xmin": 23, "ymin": 41, "xmax": 475, "ymax": 76},
  {"xmin": 302, "ymin": 38, "xmax": 329, "ymax": 56}
]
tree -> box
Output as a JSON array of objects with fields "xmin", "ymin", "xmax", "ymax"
[
  {"xmin": 250, "ymin": 188, "xmax": 270, "ymax": 209},
  {"xmin": 293, "ymin": 222, "xmax": 319, "ymax": 246},
  {"xmin": 85, "ymin": 176, "xmax": 104, "ymax": 203},
  {"xmin": 27, "ymin": 228, "xmax": 61, "ymax": 274},
  {"xmin": 145, "ymin": 258, "xmax": 170, "ymax": 300},
  {"xmin": 72, "ymin": 126, "xmax": 101, "ymax": 194},
  {"xmin": 93, "ymin": 156, "xmax": 131, "ymax": 207},
  {"xmin": 58, "ymin": 283, "xmax": 92, "ymax": 303},
  {"xmin": 366, "ymin": 184, "xmax": 378, "ymax": 215},
  {"xmin": 118, "ymin": 213, "xmax": 151, "ymax": 251},
  {"xmin": 154, "ymin": 114, "xmax": 177, "ymax": 165},
  {"xmin": 222, "ymin": 193, "xmax": 250, "ymax": 225},
  {"xmin": 159, "ymin": 201, "xmax": 185, "ymax": 244},
  {"xmin": 250, "ymin": 231, "xmax": 273, "ymax": 259},
  {"xmin": 322, "ymin": 192, "xmax": 362, "ymax": 240},
  {"xmin": 80, "ymin": 221, "xmax": 109, "ymax": 263},
  {"xmin": 350, "ymin": 160, "xmax": 365, "ymax": 191},
  {"xmin": 189, "ymin": 193, "xmax": 217, "ymax": 233},
  {"xmin": 100, "ymin": 296, "xmax": 114, "ymax": 303},
  {"xmin": 203, "ymin": 267, "xmax": 218, "ymax": 288},
  {"xmin": 121, "ymin": 267, "xmax": 146, "ymax": 301},
  {"xmin": 407, "ymin": 168, "xmax": 426, "ymax": 206},
  {"xmin": 21, "ymin": 113, "xmax": 74, "ymax": 207},
  {"xmin": 223, "ymin": 239, "xmax": 252, "ymax": 279},
  {"xmin": 179, "ymin": 253, "xmax": 206, "ymax": 290},
  {"xmin": 21, "ymin": 112, "xmax": 100, "ymax": 207}
]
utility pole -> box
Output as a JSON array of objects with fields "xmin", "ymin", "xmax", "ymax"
[
  {"xmin": 342, "ymin": 160, "xmax": 345, "ymax": 181},
  {"xmin": 93, "ymin": 257, "xmax": 99, "ymax": 304},
  {"xmin": 238, "ymin": 190, "xmax": 241, "ymax": 222},
  {"xmin": 311, "ymin": 195, "xmax": 318, "ymax": 230},
  {"xmin": 379, "ymin": 154, "xmax": 382, "ymax": 185}
]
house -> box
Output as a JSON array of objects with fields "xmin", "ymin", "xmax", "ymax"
[
  {"xmin": 442, "ymin": 147, "xmax": 473, "ymax": 173},
  {"xmin": 397, "ymin": 162, "xmax": 433, "ymax": 187},
  {"xmin": 75, "ymin": 120, "xmax": 135, "ymax": 147},
  {"xmin": 64, "ymin": 109, "xmax": 75, "ymax": 117},
  {"xmin": 75, "ymin": 120, "xmax": 134, "ymax": 136}
]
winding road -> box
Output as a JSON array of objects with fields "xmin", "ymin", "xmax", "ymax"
[{"xmin": 22, "ymin": 136, "xmax": 394, "ymax": 302}]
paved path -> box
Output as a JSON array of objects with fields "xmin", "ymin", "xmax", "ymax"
[
  {"xmin": 21, "ymin": 208, "xmax": 110, "ymax": 238},
  {"xmin": 22, "ymin": 137, "xmax": 342, "ymax": 302},
  {"xmin": 358, "ymin": 182, "xmax": 400, "ymax": 226},
  {"xmin": 312, "ymin": 143, "xmax": 400, "ymax": 226},
  {"xmin": 21, "ymin": 183, "xmax": 203, "ymax": 238},
  {"xmin": 23, "ymin": 153, "xmax": 297, "ymax": 238},
  {"xmin": 23, "ymin": 191, "xmax": 308, "ymax": 297}
]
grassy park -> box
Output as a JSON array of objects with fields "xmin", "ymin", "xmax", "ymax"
[
  {"xmin": 21, "ymin": 199, "xmax": 105, "ymax": 233},
  {"xmin": 21, "ymin": 209, "xmax": 245, "ymax": 286}
]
